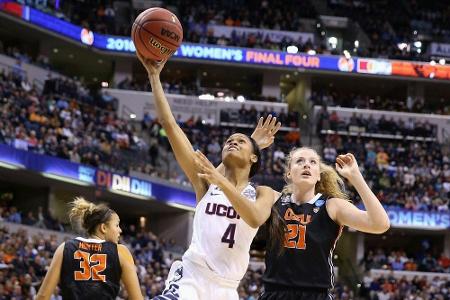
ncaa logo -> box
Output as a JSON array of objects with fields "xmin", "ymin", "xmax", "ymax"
[
  {"xmin": 172, "ymin": 266, "xmax": 183, "ymax": 282},
  {"xmin": 242, "ymin": 187, "xmax": 256, "ymax": 200},
  {"xmin": 281, "ymin": 194, "xmax": 292, "ymax": 205},
  {"xmin": 338, "ymin": 57, "xmax": 355, "ymax": 72}
]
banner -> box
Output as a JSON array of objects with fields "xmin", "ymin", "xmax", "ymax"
[
  {"xmin": 0, "ymin": 144, "xmax": 196, "ymax": 206},
  {"xmin": 1, "ymin": 144, "xmax": 450, "ymax": 222},
  {"xmin": 387, "ymin": 209, "xmax": 450, "ymax": 230},
  {"xmin": 208, "ymin": 25, "xmax": 314, "ymax": 44},
  {"xmin": 356, "ymin": 58, "xmax": 392, "ymax": 75},
  {"xmin": 430, "ymin": 43, "xmax": 450, "ymax": 57},
  {"xmin": 3, "ymin": 1, "xmax": 450, "ymax": 80},
  {"xmin": 391, "ymin": 61, "xmax": 450, "ymax": 80},
  {"xmin": 172, "ymin": 43, "xmax": 339, "ymax": 70}
]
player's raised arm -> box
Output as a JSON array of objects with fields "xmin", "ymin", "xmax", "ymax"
[
  {"xmin": 136, "ymin": 51, "xmax": 207, "ymax": 201},
  {"xmin": 327, "ymin": 153, "xmax": 390, "ymax": 234},
  {"xmin": 215, "ymin": 115, "xmax": 281, "ymax": 175}
]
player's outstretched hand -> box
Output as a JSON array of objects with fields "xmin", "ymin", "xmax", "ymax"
[
  {"xmin": 251, "ymin": 115, "xmax": 281, "ymax": 150},
  {"xmin": 335, "ymin": 153, "xmax": 360, "ymax": 181},
  {"xmin": 136, "ymin": 50, "xmax": 167, "ymax": 77},
  {"xmin": 194, "ymin": 150, "xmax": 226, "ymax": 186}
]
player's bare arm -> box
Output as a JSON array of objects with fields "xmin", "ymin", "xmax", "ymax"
[
  {"xmin": 118, "ymin": 244, "xmax": 143, "ymax": 300},
  {"xmin": 195, "ymin": 150, "xmax": 276, "ymax": 228},
  {"xmin": 137, "ymin": 51, "xmax": 207, "ymax": 201},
  {"xmin": 327, "ymin": 153, "xmax": 390, "ymax": 234},
  {"xmin": 36, "ymin": 243, "xmax": 64, "ymax": 300}
]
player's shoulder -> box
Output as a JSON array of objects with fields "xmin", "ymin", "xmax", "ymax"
[
  {"xmin": 117, "ymin": 244, "xmax": 134, "ymax": 265},
  {"xmin": 256, "ymin": 185, "xmax": 279, "ymax": 203},
  {"xmin": 53, "ymin": 242, "xmax": 65, "ymax": 258},
  {"xmin": 117, "ymin": 243, "xmax": 130, "ymax": 254},
  {"xmin": 325, "ymin": 197, "xmax": 352, "ymax": 220}
]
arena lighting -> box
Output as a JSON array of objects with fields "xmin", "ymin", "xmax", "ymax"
[
  {"xmin": 139, "ymin": 216, "xmax": 146, "ymax": 228},
  {"xmin": 286, "ymin": 45, "xmax": 298, "ymax": 54},
  {"xmin": 236, "ymin": 95, "xmax": 245, "ymax": 102},
  {"xmin": 166, "ymin": 202, "xmax": 196, "ymax": 212},
  {"xmin": 439, "ymin": 58, "xmax": 446, "ymax": 65},
  {"xmin": 430, "ymin": 60, "xmax": 436, "ymax": 66},
  {"xmin": 101, "ymin": 81, "xmax": 108, "ymax": 87},
  {"xmin": 129, "ymin": 113, "xmax": 136, "ymax": 119},
  {"xmin": 397, "ymin": 43, "xmax": 408, "ymax": 51},
  {"xmin": 41, "ymin": 172, "xmax": 92, "ymax": 186},
  {"xmin": 354, "ymin": 40, "xmax": 359, "ymax": 48},
  {"xmin": 307, "ymin": 49, "xmax": 316, "ymax": 55},
  {"xmin": 343, "ymin": 50, "xmax": 351, "ymax": 59},
  {"xmin": 0, "ymin": 161, "xmax": 25, "ymax": 170},
  {"xmin": 198, "ymin": 94, "xmax": 214, "ymax": 100},
  {"xmin": 413, "ymin": 41, "xmax": 422, "ymax": 48},
  {"xmin": 328, "ymin": 36, "xmax": 337, "ymax": 49}
]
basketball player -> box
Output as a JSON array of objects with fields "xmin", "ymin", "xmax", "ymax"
[
  {"xmin": 195, "ymin": 147, "xmax": 390, "ymax": 300},
  {"xmin": 136, "ymin": 52, "xmax": 280, "ymax": 300},
  {"xmin": 36, "ymin": 197, "xmax": 143, "ymax": 300}
]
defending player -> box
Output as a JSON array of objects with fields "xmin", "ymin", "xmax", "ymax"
[
  {"xmin": 36, "ymin": 197, "xmax": 143, "ymax": 300},
  {"xmin": 195, "ymin": 147, "xmax": 390, "ymax": 300},
  {"xmin": 136, "ymin": 51, "xmax": 280, "ymax": 300}
]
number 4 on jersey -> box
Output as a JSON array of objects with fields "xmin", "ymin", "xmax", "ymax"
[{"xmin": 221, "ymin": 223, "xmax": 236, "ymax": 248}]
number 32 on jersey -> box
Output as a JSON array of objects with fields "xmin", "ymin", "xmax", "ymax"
[{"xmin": 74, "ymin": 250, "xmax": 107, "ymax": 282}]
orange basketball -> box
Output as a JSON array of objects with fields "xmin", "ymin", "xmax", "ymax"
[{"xmin": 131, "ymin": 7, "xmax": 183, "ymax": 61}]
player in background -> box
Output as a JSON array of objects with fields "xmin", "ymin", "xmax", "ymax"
[
  {"xmin": 196, "ymin": 147, "xmax": 390, "ymax": 300},
  {"xmin": 36, "ymin": 197, "xmax": 143, "ymax": 300},
  {"xmin": 136, "ymin": 52, "xmax": 280, "ymax": 300}
]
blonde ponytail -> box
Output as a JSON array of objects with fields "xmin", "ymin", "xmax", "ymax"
[
  {"xmin": 69, "ymin": 197, "xmax": 115, "ymax": 235},
  {"xmin": 315, "ymin": 163, "xmax": 348, "ymax": 200}
]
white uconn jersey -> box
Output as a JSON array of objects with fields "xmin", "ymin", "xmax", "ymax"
[{"xmin": 183, "ymin": 184, "xmax": 258, "ymax": 281}]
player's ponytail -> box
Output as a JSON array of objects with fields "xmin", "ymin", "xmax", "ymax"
[
  {"xmin": 267, "ymin": 204, "xmax": 286, "ymax": 256},
  {"xmin": 69, "ymin": 197, "xmax": 116, "ymax": 235},
  {"xmin": 316, "ymin": 163, "xmax": 348, "ymax": 200}
]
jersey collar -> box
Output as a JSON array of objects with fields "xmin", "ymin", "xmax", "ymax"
[
  {"xmin": 76, "ymin": 237, "xmax": 105, "ymax": 243},
  {"xmin": 306, "ymin": 193, "xmax": 322, "ymax": 204}
]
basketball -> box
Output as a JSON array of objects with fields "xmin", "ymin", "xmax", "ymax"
[{"xmin": 132, "ymin": 7, "xmax": 183, "ymax": 61}]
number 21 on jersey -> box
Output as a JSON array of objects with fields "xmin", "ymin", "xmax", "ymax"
[{"xmin": 284, "ymin": 224, "xmax": 306, "ymax": 249}]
